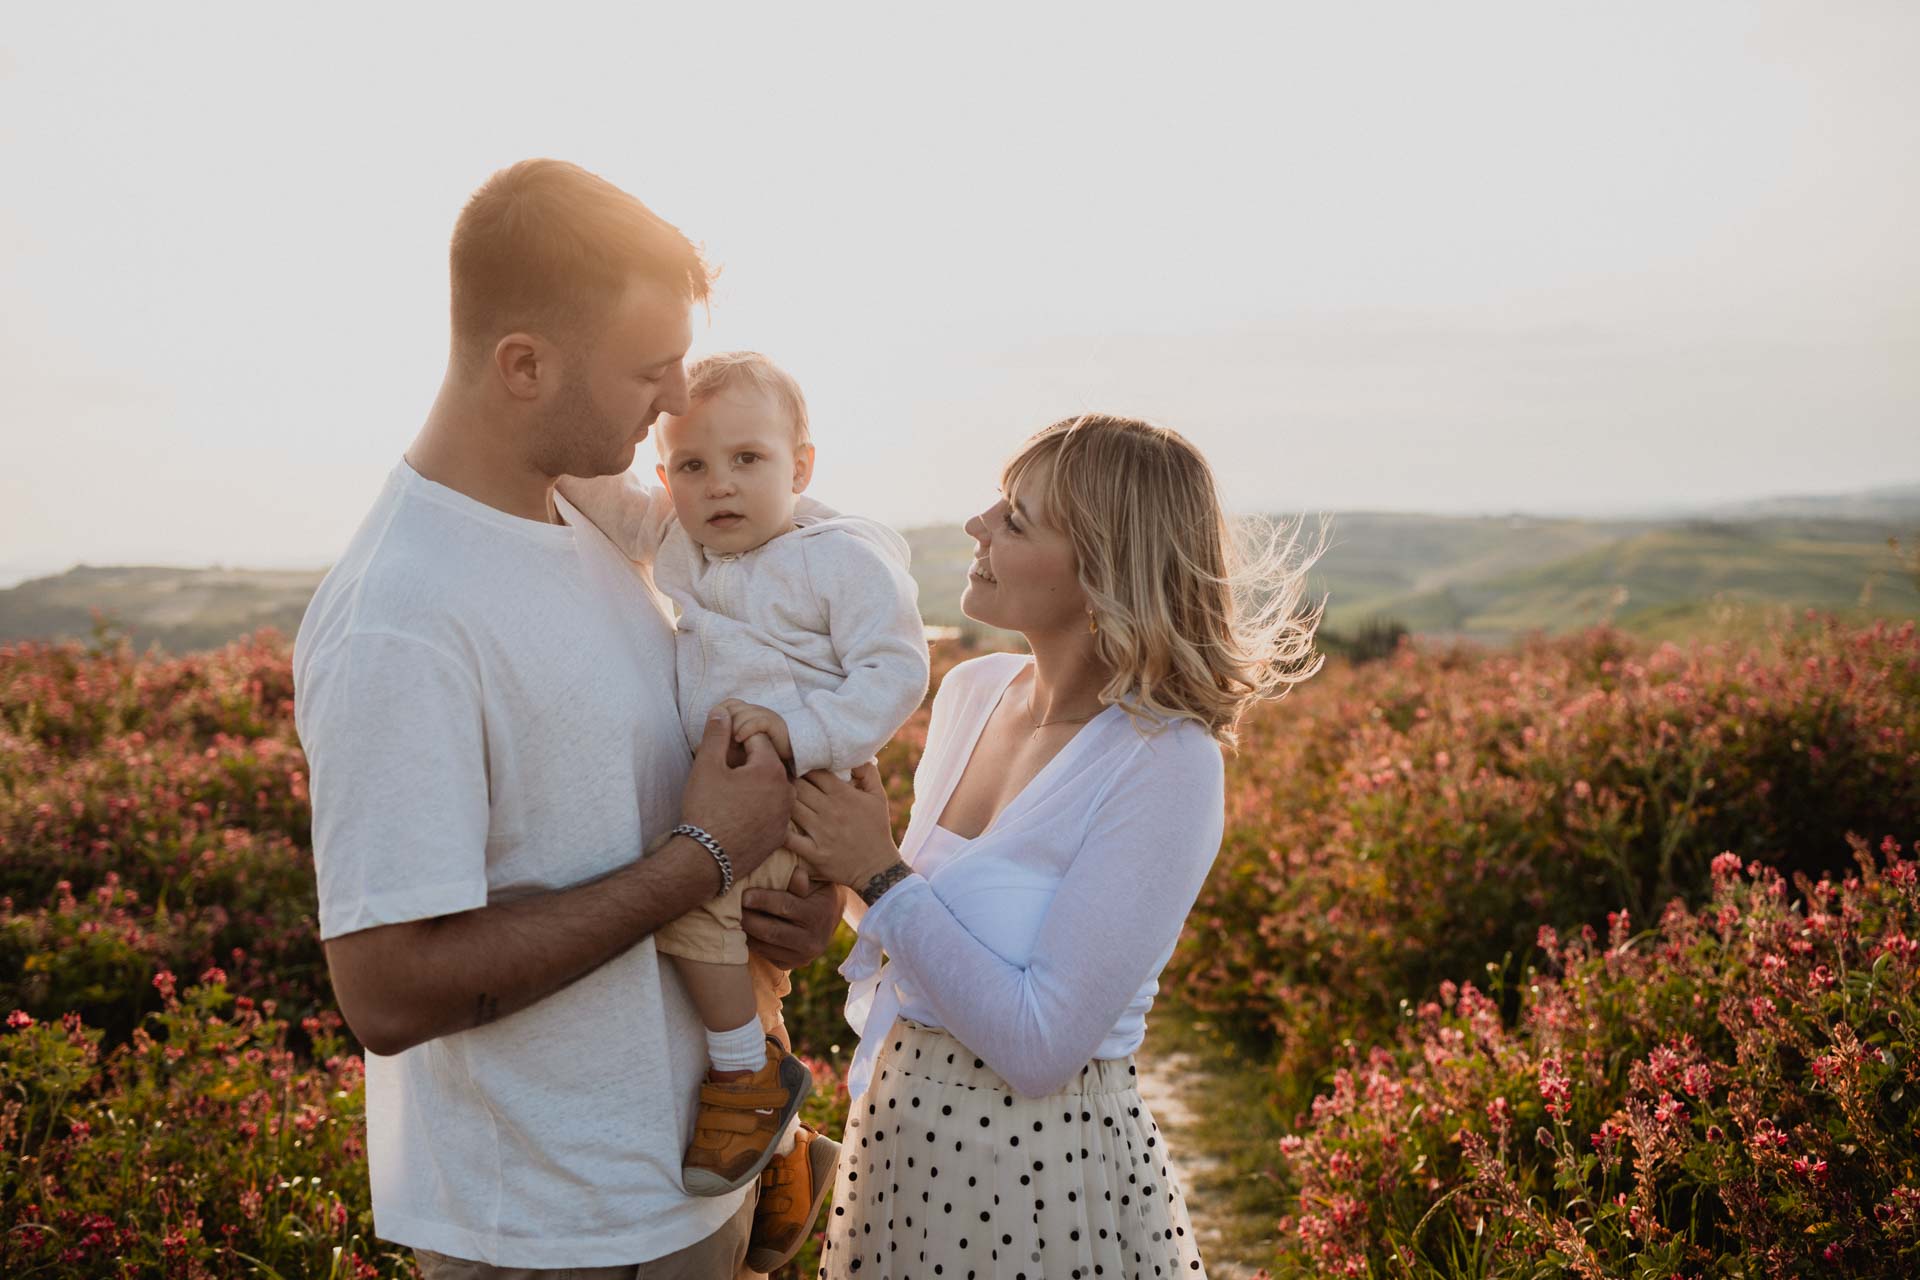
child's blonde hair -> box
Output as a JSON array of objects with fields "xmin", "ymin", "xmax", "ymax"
[
  {"xmin": 684, "ymin": 351, "xmax": 811, "ymax": 445},
  {"xmin": 1002, "ymin": 414, "xmax": 1325, "ymax": 745}
]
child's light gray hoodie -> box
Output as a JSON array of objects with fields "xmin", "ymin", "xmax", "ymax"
[{"xmin": 557, "ymin": 471, "xmax": 930, "ymax": 776}]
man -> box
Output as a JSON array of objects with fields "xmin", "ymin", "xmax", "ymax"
[{"xmin": 293, "ymin": 159, "xmax": 843, "ymax": 1278}]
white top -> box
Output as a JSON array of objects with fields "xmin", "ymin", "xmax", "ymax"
[
  {"xmin": 293, "ymin": 461, "xmax": 746, "ymax": 1268},
  {"xmin": 841, "ymin": 652, "xmax": 1227, "ymax": 1100},
  {"xmin": 558, "ymin": 470, "xmax": 930, "ymax": 776}
]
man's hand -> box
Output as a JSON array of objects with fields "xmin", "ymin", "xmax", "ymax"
[
  {"xmin": 714, "ymin": 698, "xmax": 794, "ymax": 765},
  {"xmin": 742, "ymin": 864, "xmax": 844, "ymax": 969},
  {"xmin": 681, "ymin": 708, "xmax": 792, "ymax": 880}
]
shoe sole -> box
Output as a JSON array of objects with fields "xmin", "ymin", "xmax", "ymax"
[
  {"xmin": 744, "ymin": 1131, "xmax": 842, "ymax": 1274},
  {"xmin": 685, "ymin": 1053, "xmax": 814, "ymax": 1197}
]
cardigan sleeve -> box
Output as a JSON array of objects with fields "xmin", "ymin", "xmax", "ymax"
[{"xmin": 854, "ymin": 724, "xmax": 1225, "ymax": 1096}]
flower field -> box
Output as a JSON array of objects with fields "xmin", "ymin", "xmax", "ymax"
[
  {"xmin": 2, "ymin": 616, "xmax": 1917, "ymax": 1276},
  {"xmin": 1163, "ymin": 615, "xmax": 1920, "ymax": 1277}
]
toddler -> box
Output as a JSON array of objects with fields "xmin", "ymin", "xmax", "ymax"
[{"xmin": 558, "ymin": 350, "xmax": 928, "ymax": 1269}]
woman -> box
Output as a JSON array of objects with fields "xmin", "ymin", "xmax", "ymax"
[{"xmin": 788, "ymin": 414, "xmax": 1321, "ymax": 1279}]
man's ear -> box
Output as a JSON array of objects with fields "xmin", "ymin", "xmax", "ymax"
[
  {"xmin": 791, "ymin": 443, "xmax": 816, "ymax": 494},
  {"xmin": 492, "ymin": 333, "xmax": 547, "ymax": 401}
]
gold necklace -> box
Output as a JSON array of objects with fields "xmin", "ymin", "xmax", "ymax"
[{"xmin": 1026, "ymin": 694, "xmax": 1103, "ymax": 732}]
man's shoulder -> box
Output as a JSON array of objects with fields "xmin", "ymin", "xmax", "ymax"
[{"xmin": 295, "ymin": 478, "xmax": 491, "ymax": 676}]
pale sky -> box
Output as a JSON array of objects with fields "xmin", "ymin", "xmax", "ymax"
[{"xmin": 3, "ymin": 2, "xmax": 1917, "ymax": 584}]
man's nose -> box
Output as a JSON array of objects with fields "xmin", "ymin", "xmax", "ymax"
[{"xmin": 659, "ymin": 366, "xmax": 691, "ymax": 417}]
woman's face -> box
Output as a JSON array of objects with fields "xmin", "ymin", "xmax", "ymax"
[{"xmin": 960, "ymin": 465, "xmax": 1088, "ymax": 635}]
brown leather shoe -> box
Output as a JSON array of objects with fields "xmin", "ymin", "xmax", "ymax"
[
  {"xmin": 745, "ymin": 1123, "xmax": 841, "ymax": 1274},
  {"xmin": 684, "ymin": 1039, "xmax": 812, "ymax": 1196}
]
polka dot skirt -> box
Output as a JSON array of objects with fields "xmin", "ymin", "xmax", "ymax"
[{"xmin": 820, "ymin": 1018, "xmax": 1206, "ymax": 1279}]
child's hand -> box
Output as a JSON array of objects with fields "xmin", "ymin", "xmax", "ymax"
[{"xmin": 714, "ymin": 699, "xmax": 793, "ymax": 764}]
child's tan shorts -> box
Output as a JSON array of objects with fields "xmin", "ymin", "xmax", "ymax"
[{"xmin": 655, "ymin": 847, "xmax": 801, "ymax": 966}]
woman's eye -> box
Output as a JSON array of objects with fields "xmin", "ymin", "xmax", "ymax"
[{"xmin": 1000, "ymin": 510, "xmax": 1020, "ymax": 533}]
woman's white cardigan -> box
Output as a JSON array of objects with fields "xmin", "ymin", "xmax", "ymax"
[{"xmin": 841, "ymin": 652, "xmax": 1226, "ymax": 1099}]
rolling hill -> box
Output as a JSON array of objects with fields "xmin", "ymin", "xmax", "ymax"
[{"xmin": 4, "ymin": 497, "xmax": 1916, "ymax": 653}]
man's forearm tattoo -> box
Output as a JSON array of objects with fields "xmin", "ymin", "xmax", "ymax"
[
  {"xmin": 474, "ymin": 992, "xmax": 501, "ymax": 1027},
  {"xmin": 858, "ymin": 860, "xmax": 914, "ymax": 907}
]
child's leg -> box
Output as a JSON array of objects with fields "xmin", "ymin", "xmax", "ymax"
[
  {"xmin": 670, "ymin": 956, "xmax": 766, "ymax": 1078},
  {"xmin": 748, "ymin": 953, "xmax": 799, "ymax": 1154},
  {"xmin": 659, "ymin": 851, "xmax": 813, "ymax": 1195}
]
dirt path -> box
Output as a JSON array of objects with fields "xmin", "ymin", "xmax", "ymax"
[{"xmin": 1135, "ymin": 1046, "xmax": 1275, "ymax": 1279}]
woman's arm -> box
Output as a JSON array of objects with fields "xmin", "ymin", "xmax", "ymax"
[{"xmin": 798, "ymin": 734, "xmax": 1226, "ymax": 1097}]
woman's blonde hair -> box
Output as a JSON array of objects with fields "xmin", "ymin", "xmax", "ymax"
[{"xmin": 1002, "ymin": 414, "xmax": 1325, "ymax": 744}]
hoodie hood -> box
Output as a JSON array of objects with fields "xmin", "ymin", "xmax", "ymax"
[{"xmin": 791, "ymin": 510, "xmax": 913, "ymax": 572}]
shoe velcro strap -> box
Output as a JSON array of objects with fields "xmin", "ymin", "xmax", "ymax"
[
  {"xmin": 699, "ymin": 1084, "xmax": 790, "ymax": 1109},
  {"xmin": 697, "ymin": 1109, "xmax": 777, "ymax": 1136}
]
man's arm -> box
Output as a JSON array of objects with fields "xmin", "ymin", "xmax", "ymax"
[{"xmin": 324, "ymin": 713, "xmax": 792, "ymax": 1056}]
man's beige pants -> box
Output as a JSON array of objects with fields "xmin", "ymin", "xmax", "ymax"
[{"xmin": 412, "ymin": 1189, "xmax": 766, "ymax": 1280}]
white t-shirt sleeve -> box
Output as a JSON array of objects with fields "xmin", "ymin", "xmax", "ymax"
[
  {"xmin": 553, "ymin": 471, "xmax": 677, "ymax": 566},
  {"xmin": 299, "ymin": 630, "xmax": 492, "ymax": 940},
  {"xmin": 855, "ymin": 727, "xmax": 1225, "ymax": 1096},
  {"xmin": 785, "ymin": 533, "xmax": 932, "ymax": 776}
]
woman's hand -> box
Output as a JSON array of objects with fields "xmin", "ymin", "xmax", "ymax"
[{"xmin": 788, "ymin": 762, "xmax": 903, "ymax": 889}]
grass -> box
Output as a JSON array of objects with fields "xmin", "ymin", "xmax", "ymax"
[{"xmin": 1140, "ymin": 1005, "xmax": 1308, "ymax": 1276}]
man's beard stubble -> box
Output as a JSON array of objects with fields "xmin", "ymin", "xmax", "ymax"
[{"xmin": 534, "ymin": 366, "xmax": 630, "ymax": 479}]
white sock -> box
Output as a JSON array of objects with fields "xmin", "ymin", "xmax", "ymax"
[
  {"xmin": 774, "ymin": 1115, "xmax": 800, "ymax": 1156},
  {"xmin": 707, "ymin": 1018, "xmax": 768, "ymax": 1074}
]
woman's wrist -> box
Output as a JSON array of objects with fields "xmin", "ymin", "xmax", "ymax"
[{"xmin": 854, "ymin": 859, "xmax": 915, "ymax": 907}]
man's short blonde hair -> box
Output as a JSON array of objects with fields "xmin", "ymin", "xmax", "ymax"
[
  {"xmin": 449, "ymin": 159, "xmax": 712, "ymax": 365},
  {"xmin": 685, "ymin": 351, "xmax": 811, "ymax": 445}
]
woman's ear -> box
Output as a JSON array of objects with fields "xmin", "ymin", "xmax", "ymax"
[{"xmin": 791, "ymin": 443, "xmax": 817, "ymax": 494}]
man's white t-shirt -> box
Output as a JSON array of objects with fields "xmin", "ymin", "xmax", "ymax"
[{"xmin": 292, "ymin": 460, "xmax": 747, "ymax": 1268}]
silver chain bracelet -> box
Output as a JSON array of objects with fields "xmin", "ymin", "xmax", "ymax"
[{"xmin": 671, "ymin": 823, "xmax": 734, "ymax": 898}]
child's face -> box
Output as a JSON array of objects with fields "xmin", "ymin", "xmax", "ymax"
[{"xmin": 656, "ymin": 387, "xmax": 815, "ymax": 555}]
